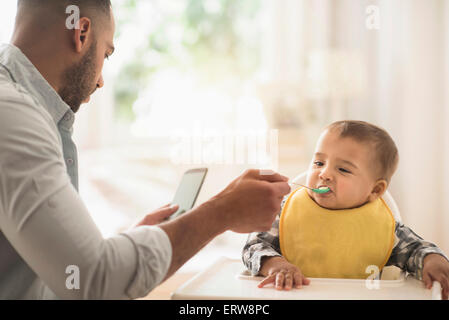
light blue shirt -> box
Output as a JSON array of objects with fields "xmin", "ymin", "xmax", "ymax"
[{"xmin": 0, "ymin": 44, "xmax": 172, "ymax": 299}]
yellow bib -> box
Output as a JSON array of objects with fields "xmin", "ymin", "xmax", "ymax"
[{"xmin": 279, "ymin": 188, "xmax": 395, "ymax": 279}]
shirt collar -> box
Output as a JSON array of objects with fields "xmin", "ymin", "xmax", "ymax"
[{"xmin": 0, "ymin": 43, "xmax": 73, "ymax": 126}]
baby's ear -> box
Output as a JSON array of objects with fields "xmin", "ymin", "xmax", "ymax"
[{"xmin": 369, "ymin": 180, "xmax": 388, "ymax": 202}]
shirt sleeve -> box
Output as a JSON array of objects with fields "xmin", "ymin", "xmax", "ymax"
[
  {"xmin": 386, "ymin": 222, "xmax": 449, "ymax": 280},
  {"xmin": 0, "ymin": 97, "xmax": 172, "ymax": 299}
]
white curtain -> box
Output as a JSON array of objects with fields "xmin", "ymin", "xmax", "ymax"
[{"xmin": 363, "ymin": 0, "xmax": 448, "ymax": 253}]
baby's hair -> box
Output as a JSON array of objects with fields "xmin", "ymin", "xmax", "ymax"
[{"xmin": 325, "ymin": 120, "xmax": 399, "ymax": 183}]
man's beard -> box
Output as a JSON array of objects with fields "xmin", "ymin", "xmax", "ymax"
[{"xmin": 59, "ymin": 42, "xmax": 97, "ymax": 113}]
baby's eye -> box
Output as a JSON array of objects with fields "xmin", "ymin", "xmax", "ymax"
[
  {"xmin": 314, "ymin": 161, "xmax": 324, "ymax": 166},
  {"xmin": 339, "ymin": 168, "xmax": 351, "ymax": 174}
]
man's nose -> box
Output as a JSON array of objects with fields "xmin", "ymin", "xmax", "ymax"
[{"xmin": 97, "ymin": 74, "xmax": 104, "ymax": 89}]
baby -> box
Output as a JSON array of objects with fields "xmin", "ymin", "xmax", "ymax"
[{"xmin": 242, "ymin": 120, "xmax": 449, "ymax": 299}]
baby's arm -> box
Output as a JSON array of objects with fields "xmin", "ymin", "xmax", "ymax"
[
  {"xmin": 242, "ymin": 214, "xmax": 283, "ymax": 276},
  {"xmin": 386, "ymin": 222, "xmax": 448, "ymax": 279},
  {"xmin": 242, "ymin": 196, "xmax": 290, "ymax": 275},
  {"xmin": 242, "ymin": 198, "xmax": 310, "ymax": 290},
  {"xmin": 242, "ymin": 215, "xmax": 309, "ymax": 290},
  {"xmin": 386, "ymin": 222, "xmax": 449, "ymax": 298}
]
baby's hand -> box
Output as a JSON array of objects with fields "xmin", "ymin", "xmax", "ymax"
[
  {"xmin": 257, "ymin": 256, "xmax": 310, "ymax": 290},
  {"xmin": 422, "ymin": 253, "xmax": 449, "ymax": 300}
]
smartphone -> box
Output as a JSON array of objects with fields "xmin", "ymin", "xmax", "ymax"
[{"xmin": 168, "ymin": 168, "xmax": 208, "ymax": 220}]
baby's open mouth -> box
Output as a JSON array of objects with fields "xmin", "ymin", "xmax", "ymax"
[
  {"xmin": 318, "ymin": 185, "xmax": 332, "ymax": 192},
  {"xmin": 315, "ymin": 185, "xmax": 333, "ymax": 195}
]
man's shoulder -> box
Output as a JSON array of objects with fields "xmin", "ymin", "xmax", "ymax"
[
  {"xmin": 0, "ymin": 74, "xmax": 60, "ymax": 147},
  {"xmin": 0, "ymin": 70, "xmax": 55, "ymax": 130},
  {"xmin": 0, "ymin": 70, "xmax": 34, "ymax": 105}
]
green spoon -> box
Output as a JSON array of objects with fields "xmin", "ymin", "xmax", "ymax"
[{"xmin": 290, "ymin": 183, "xmax": 331, "ymax": 194}]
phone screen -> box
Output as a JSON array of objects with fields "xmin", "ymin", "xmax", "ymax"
[{"xmin": 169, "ymin": 168, "xmax": 208, "ymax": 220}]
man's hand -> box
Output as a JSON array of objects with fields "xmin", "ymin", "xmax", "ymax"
[
  {"xmin": 422, "ymin": 253, "xmax": 449, "ymax": 300},
  {"xmin": 212, "ymin": 169, "xmax": 291, "ymax": 233},
  {"xmin": 258, "ymin": 256, "xmax": 310, "ymax": 290},
  {"xmin": 135, "ymin": 203, "xmax": 179, "ymax": 227}
]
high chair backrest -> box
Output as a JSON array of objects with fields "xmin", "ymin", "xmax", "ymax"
[{"xmin": 291, "ymin": 171, "xmax": 402, "ymax": 223}]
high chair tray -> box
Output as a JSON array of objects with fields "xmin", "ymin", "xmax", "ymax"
[
  {"xmin": 238, "ymin": 269, "xmax": 406, "ymax": 286},
  {"xmin": 171, "ymin": 257, "xmax": 440, "ymax": 300}
]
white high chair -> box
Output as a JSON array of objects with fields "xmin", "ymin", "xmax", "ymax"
[{"xmin": 291, "ymin": 171, "xmax": 402, "ymax": 222}]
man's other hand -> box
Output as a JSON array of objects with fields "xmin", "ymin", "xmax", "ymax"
[{"xmin": 135, "ymin": 203, "xmax": 179, "ymax": 227}]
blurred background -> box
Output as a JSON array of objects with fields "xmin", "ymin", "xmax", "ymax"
[{"xmin": 1, "ymin": 0, "xmax": 449, "ymax": 297}]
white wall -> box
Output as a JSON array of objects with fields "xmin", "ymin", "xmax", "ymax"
[
  {"xmin": 0, "ymin": 2, "xmax": 16, "ymax": 43},
  {"xmin": 443, "ymin": 0, "xmax": 449, "ymax": 253}
]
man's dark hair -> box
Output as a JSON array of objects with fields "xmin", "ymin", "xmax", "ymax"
[{"xmin": 18, "ymin": 0, "xmax": 112, "ymax": 18}]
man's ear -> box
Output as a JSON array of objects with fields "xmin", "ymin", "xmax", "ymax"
[
  {"xmin": 72, "ymin": 17, "xmax": 92, "ymax": 53},
  {"xmin": 368, "ymin": 179, "xmax": 388, "ymax": 202}
]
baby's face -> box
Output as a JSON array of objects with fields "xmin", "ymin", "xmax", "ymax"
[{"xmin": 306, "ymin": 129, "xmax": 384, "ymax": 210}]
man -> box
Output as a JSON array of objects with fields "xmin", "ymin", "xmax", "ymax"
[{"xmin": 0, "ymin": 0, "xmax": 291, "ymax": 299}]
